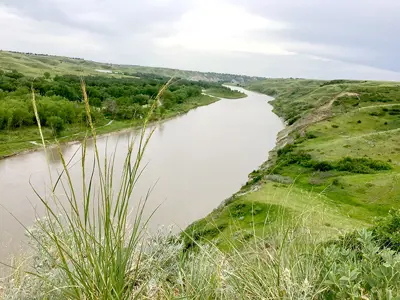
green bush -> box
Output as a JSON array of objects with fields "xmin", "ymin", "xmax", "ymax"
[
  {"xmin": 312, "ymin": 161, "xmax": 334, "ymax": 171},
  {"xmin": 287, "ymin": 115, "xmax": 300, "ymax": 125},
  {"xmin": 305, "ymin": 131, "xmax": 318, "ymax": 139},
  {"xmin": 389, "ymin": 108, "xmax": 400, "ymax": 115},
  {"xmin": 336, "ymin": 157, "xmax": 392, "ymax": 173},
  {"xmin": 47, "ymin": 116, "xmax": 64, "ymax": 136},
  {"xmin": 277, "ymin": 144, "xmax": 295, "ymax": 156},
  {"xmin": 327, "ymin": 209, "xmax": 400, "ymax": 252},
  {"xmin": 282, "ymin": 151, "xmax": 312, "ymax": 166},
  {"xmin": 320, "ymin": 229, "xmax": 400, "ymax": 299},
  {"xmin": 373, "ymin": 210, "xmax": 400, "ymax": 252}
]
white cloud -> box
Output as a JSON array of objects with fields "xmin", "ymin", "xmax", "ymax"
[
  {"xmin": 1, "ymin": 0, "xmax": 400, "ymax": 80},
  {"xmin": 156, "ymin": 0, "xmax": 293, "ymax": 55},
  {"xmin": 0, "ymin": 7, "xmax": 104, "ymax": 56}
]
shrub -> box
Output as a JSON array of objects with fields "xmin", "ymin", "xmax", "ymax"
[
  {"xmin": 373, "ymin": 210, "xmax": 400, "ymax": 251},
  {"xmin": 277, "ymin": 144, "xmax": 295, "ymax": 156},
  {"xmin": 336, "ymin": 157, "xmax": 392, "ymax": 173},
  {"xmin": 287, "ymin": 115, "xmax": 300, "ymax": 125},
  {"xmin": 388, "ymin": 108, "xmax": 400, "ymax": 115},
  {"xmin": 47, "ymin": 116, "xmax": 64, "ymax": 136},
  {"xmin": 357, "ymin": 120, "xmax": 362, "ymax": 124},
  {"xmin": 321, "ymin": 229, "xmax": 400, "ymax": 299},
  {"xmin": 283, "ymin": 151, "xmax": 312, "ymax": 166},
  {"xmin": 331, "ymin": 124, "xmax": 339, "ymax": 128},
  {"xmin": 305, "ymin": 131, "xmax": 318, "ymax": 139},
  {"xmin": 312, "ymin": 161, "xmax": 334, "ymax": 171},
  {"xmin": 328, "ymin": 209, "xmax": 400, "ymax": 253}
]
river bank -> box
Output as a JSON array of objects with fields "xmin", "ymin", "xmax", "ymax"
[
  {"xmin": 184, "ymin": 79, "xmax": 400, "ymax": 250},
  {"xmin": 0, "ymin": 94, "xmax": 220, "ymax": 160}
]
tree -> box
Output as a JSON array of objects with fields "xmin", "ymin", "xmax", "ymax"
[
  {"xmin": 44, "ymin": 72, "xmax": 51, "ymax": 79},
  {"xmin": 48, "ymin": 116, "xmax": 64, "ymax": 136}
]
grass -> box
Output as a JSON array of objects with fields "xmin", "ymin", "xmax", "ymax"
[
  {"xmin": 1, "ymin": 80, "xmax": 400, "ymax": 299},
  {"xmin": 0, "ymin": 50, "xmax": 262, "ymax": 82},
  {"xmin": 0, "ymin": 94, "xmax": 218, "ymax": 159},
  {"xmin": 177, "ymin": 78, "xmax": 400, "ymax": 248},
  {"xmin": 1, "ymin": 80, "xmax": 166, "ymax": 299}
]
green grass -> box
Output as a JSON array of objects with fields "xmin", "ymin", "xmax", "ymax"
[
  {"xmin": 183, "ymin": 180, "xmax": 368, "ymax": 252},
  {"xmin": 185, "ymin": 79, "xmax": 400, "ymax": 246},
  {"xmin": 2, "ymin": 80, "xmax": 400, "ymax": 299},
  {"xmin": 0, "ymin": 50, "xmax": 262, "ymax": 82}
]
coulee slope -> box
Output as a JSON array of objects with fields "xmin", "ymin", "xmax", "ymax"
[
  {"xmin": 185, "ymin": 78, "xmax": 400, "ymax": 249},
  {"xmin": 0, "ymin": 50, "xmax": 263, "ymax": 83}
]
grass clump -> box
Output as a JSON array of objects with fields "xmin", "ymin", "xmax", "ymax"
[{"xmin": 1, "ymin": 80, "xmax": 171, "ymax": 299}]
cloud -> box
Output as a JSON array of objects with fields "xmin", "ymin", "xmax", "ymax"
[
  {"xmin": 0, "ymin": 0, "xmax": 399, "ymax": 80},
  {"xmin": 156, "ymin": 0, "xmax": 294, "ymax": 55},
  {"xmin": 235, "ymin": 0, "xmax": 400, "ymax": 72}
]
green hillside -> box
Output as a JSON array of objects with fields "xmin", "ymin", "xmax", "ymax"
[
  {"xmin": 0, "ymin": 50, "xmax": 263, "ymax": 83},
  {"xmin": 187, "ymin": 78, "xmax": 400, "ymax": 246}
]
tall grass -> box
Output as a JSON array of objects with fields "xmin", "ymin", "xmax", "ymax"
[
  {"xmin": 1, "ymin": 81, "xmax": 400, "ymax": 299},
  {"xmin": 1, "ymin": 79, "xmax": 172, "ymax": 299}
]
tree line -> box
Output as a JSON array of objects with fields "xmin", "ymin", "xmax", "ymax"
[{"xmin": 0, "ymin": 70, "xmax": 221, "ymax": 135}]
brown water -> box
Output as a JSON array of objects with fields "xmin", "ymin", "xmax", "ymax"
[{"xmin": 0, "ymin": 86, "xmax": 284, "ymax": 261}]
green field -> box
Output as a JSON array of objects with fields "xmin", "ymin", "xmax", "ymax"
[{"xmin": 187, "ymin": 78, "xmax": 400, "ymax": 246}]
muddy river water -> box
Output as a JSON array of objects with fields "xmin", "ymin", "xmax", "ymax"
[{"xmin": 0, "ymin": 86, "xmax": 284, "ymax": 261}]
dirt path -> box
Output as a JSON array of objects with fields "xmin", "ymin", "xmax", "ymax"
[{"xmin": 277, "ymin": 92, "xmax": 360, "ymax": 144}]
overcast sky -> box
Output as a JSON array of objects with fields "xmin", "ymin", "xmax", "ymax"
[{"xmin": 1, "ymin": 0, "xmax": 400, "ymax": 80}]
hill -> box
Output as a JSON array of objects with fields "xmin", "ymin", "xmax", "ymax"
[
  {"xmin": 187, "ymin": 78, "xmax": 400, "ymax": 245},
  {"xmin": 0, "ymin": 50, "xmax": 263, "ymax": 83}
]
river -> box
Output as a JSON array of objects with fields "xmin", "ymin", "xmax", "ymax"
[{"xmin": 0, "ymin": 86, "xmax": 284, "ymax": 262}]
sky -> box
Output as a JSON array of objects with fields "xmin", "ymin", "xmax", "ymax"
[{"xmin": 1, "ymin": 0, "xmax": 400, "ymax": 80}]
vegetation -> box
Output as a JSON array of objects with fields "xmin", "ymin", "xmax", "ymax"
[
  {"xmin": 0, "ymin": 69, "xmax": 244, "ymax": 158},
  {"xmin": 0, "ymin": 50, "xmax": 263, "ymax": 82},
  {"xmin": 2, "ymin": 77, "xmax": 400, "ymax": 299},
  {"xmin": 2, "ymin": 50, "xmax": 400, "ymax": 298},
  {"xmin": 236, "ymin": 79, "xmax": 400, "ymax": 225},
  {"xmin": 173, "ymin": 78, "xmax": 400, "ymax": 297},
  {"xmin": 204, "ymin": 86, "xmax": 247, "ymax": 99}
]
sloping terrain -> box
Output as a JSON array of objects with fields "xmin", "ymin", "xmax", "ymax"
[
  {"xmin": 0, "ymin": 50, "xmax": 263, "ymax": 82},
  {"xmin": 186, "ymin": 79, "xmax": 400, "ymax": 249}
]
